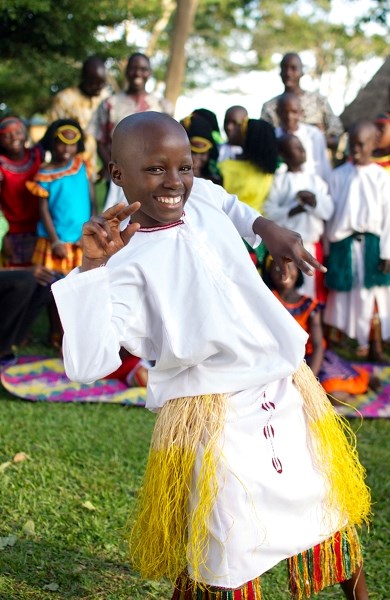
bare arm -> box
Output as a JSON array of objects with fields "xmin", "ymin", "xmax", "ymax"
[{"xmin": 39, "ymin": 198, "xmax": 68, "ymax": 259}]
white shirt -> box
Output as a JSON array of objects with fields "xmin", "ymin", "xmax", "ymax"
[
  {"xmin": 52, "ymin": 178, "xmax": 307, "ymax": 411},
  {"xmin": 326, "ymin": 162, "xmax": 390, "ymax": 259},
  {"xmin": 263, "ymin": 170, "xmax": 334, "ymax": 243}
]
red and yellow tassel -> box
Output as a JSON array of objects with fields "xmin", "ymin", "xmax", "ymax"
[{"xmin": 288, "ymin": 525, "xmax": 362, "ymax": 598}]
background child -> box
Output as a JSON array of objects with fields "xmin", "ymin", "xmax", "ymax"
[
  {"xmin": 262, "ymin": 254, "xmax": 378, "ymax": 402},
  {"xmin": 263, "ymin": 133, "xmax": 333, "ymax": 303},
  {"xmin": 27, "ymin": 119, "xmax": 94, "ymax": 346},
  {"xmin": 324, "ymin": 120, "xmax": 390, "ymax": 362},
  {"xmin": 218, "ymin": 105, "xmax": 248, "ymax": 162},
  {"xmin": 0, "ymin": 116, "xmax": 44, "ymax": 265},
  {"xmin": 218, "ymin": 117, "xmax": 278, "ymax": 213},
  {"xmin": 372, "ymin": 111, "xmax": 390, "ymax": 171},
  {"xmin": 180, "ymin": 112, "xmax": 221, "ymax": 184},
  {"xmin": 28, "ymin": 119, "xmax": 94, "ymax": 276},
  {"xmin": 276, "ymin": 92, "xmax": 331, "ymax": 184}
]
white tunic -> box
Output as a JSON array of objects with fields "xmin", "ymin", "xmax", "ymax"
[
  {"xmin": 324, "ymin": 162, "xmax": 390, "ymax": 344},
  {"xmin": 52, "ymin": 178, "xmax": 340, "ymax": 587},
  {"xmin": 53, "ymin": 177, "xmax": 308, "ymax": 411}
]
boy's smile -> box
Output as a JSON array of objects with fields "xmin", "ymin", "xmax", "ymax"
[{"xmin": 110, "ymin": 113, "xmax": 194, "ymax": 228}]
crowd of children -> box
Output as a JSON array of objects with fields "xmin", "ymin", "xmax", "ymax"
[
  {"xmin": 1, "ymin": 65, "xmax": 390, "ymax": 379},
  {"xmin": 1, "ymin": 49, "xmax": 389, "ymax": 599}
]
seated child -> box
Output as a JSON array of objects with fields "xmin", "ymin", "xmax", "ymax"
[
  {"xmin": 275, "ymin": 92, "xmax": 332, "ymax": 184},
  {"xmin": 218, "ymin": 105, "xmax": 248, "ymax": 162},
  {"xmin": 263, "ymin": 133, "xmax": 333, "ymax": 303},
  {"xmin": 0, "ymin": 209, "xmax": 54, "ymax": 364},
  {"xmin": 262, "ymin": 254, "xmax": 380, "ymax": 402}
]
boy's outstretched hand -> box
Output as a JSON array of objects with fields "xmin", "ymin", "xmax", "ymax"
[
  {"xmin": 80, "ymin": 202, "xmax": 141, "ymax": 272},
  {"xmin": 253, "ymin": 216, "xmax": 327, "ymax": 279}
]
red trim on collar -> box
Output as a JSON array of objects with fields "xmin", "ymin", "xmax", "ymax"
[{"xmin": 137, "ymin": 213, "xmax": 185, "ymax": 233}]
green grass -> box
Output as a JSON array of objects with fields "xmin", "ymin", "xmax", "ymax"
[{"xmin": 0, "ymin": 320, "xmax": 389, "ymax": 598}]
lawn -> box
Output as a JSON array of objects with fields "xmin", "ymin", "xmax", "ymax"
[{"xmin": 0, "ymin": 327, "xmax": 389, "ymax": 598}]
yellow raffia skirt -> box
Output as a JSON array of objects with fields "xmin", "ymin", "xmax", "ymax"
[{"xmin": 127, "ymin": 362, "xmax": 370, "ymax": 596}]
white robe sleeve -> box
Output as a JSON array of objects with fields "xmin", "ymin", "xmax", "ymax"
[
  {"xmin": 52, "ymin": 264, "xmax": 146, "ymax": 383},
  {"xmin": 200, "ymin": 178, "xmax": 262, "ymax": 247}
]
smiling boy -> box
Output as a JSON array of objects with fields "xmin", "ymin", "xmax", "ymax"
[{"xmin": 52, "ymin": 112, "xmax": 370, "ymax": 599}]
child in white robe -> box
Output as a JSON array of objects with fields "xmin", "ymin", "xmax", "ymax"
[
  {"xmin": 324, "ymin": 120, "xmax": 390, "ymax": 361},
  {"xmin": 275, "ymin": 92, "xmax": 332, "ymax": 185},
  {"xmin": 52, "ymin": 112, "xmax": 370, "ymax": 600},
  {"xmin": 263, "ymin": 133, "xmax": 333, "ymax": 303}
]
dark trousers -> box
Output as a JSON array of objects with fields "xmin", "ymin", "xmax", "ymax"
[{"xmin": 0, "ymin": 271, "xmax": 52, "ymax": 353}]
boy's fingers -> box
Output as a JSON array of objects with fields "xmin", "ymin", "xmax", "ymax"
[
  {"xmin": 83, "ymin": 218, "xmax": 113, "ymax": 243},
  {"xmin": 298, "ymin": 249, "xmax": 327, "ymax": 275},
  {"xmin": 102, "ymin": 201, "xmax": 141, "ymax": 222},
  {"xmin": 101, "ymin": 202, "xmax": 128, "ymax": 219},
  {"xmin": 115, "ymin": 202, "xmax": 141, "ymax": 225}
]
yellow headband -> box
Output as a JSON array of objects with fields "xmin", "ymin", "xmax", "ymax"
[
  {"xmin": 55, "ymin": 124, "xmax": 81, "ymax": 145},
  {"xmin": 190, "ymin": 136, "xmax": 213, "ymax": 153}
]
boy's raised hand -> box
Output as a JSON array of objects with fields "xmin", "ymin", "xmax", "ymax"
[
  {"xmin": 253, "ymin": 216, "xmax": 327, "ymax": 280},
  {"xmin": 80, "ymin": 202, "xmax": 141, "ymax": 271}
]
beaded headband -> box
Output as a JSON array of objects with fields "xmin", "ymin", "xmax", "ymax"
[
  {"xmin": 0, "ymin": 117, "xmax": 26, "ymax": 135},
  {"xmin": 55, "ymin": 124, "xmax": 82, "ymax": 144},
  {"xmin": 190, "ymin": 136, "xmax": 213, "ymax": 153}
]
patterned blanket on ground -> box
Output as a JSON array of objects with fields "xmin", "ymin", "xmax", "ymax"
[
  {"xmin": 331, "ymin": 363, "xmax": 390, "ymax": 418},
  {"xmin": 0, "ymin": 357, "xmax": 146, "ymax": 406},
  {"xmin": 1, "ymin": 357, "xmax": 389, "ymax": 416}
]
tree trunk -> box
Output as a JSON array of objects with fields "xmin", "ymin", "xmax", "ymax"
[{"xmin": 164, "ymin": 0, "xmax": 199, "ymax": 110}]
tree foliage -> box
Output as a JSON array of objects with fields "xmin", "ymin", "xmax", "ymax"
[{"xmin": 0, "ymin": 0, "xmax": 388, "ymax": 118}]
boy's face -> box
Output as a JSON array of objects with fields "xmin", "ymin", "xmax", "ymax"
[
  {"xmin": 277, "ymin": 98, "xmax": 301, "ymax": 132},
  {"xmin": 349, "ymin": 127, "xmax": 376, "ymax": 166},
  {"xmin": 224, "ymin": 108, "xmax": 247, "ymax": 145},
  {"xmin": 110, "ymin": 122, "xmax": 193, "ymax": 228}
]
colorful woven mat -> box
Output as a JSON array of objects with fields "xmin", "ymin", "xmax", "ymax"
[
  {"xmin": 1, "ymin": 358, "xmax": 389, "ymax": 416},
  {"xmin": 0, "ymin": 357, "xmax": 146, "ymax": 406},
  {"xmin": 333, "ymin": 363, "xmax": 390, "ymax": 418}
]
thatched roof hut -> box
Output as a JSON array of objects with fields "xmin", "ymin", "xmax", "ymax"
[{"xmin": 340, "ymin": 56, "xmax": 390, "ymax": 129}]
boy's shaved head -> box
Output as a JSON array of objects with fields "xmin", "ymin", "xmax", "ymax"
[{"xmin": 111, "ymin": 112, "xmax": 189, "ymax": 162}]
